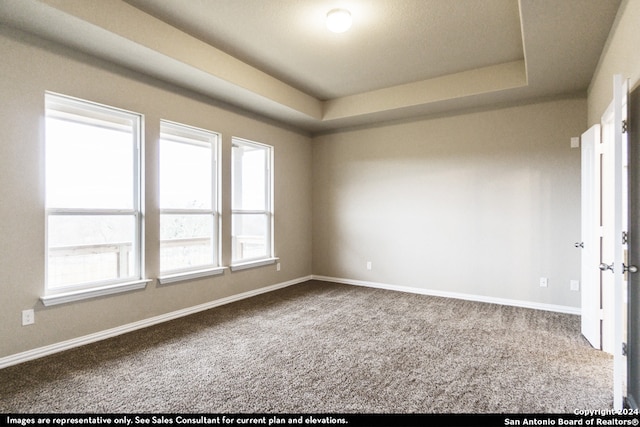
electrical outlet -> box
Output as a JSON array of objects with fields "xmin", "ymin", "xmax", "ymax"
[
  {"xmin": 570, "ymin": 280, "xmax": 580, "ymax": 291},
  {"xmin": 276, "ymin": 262, "xmax": 281, "ymax": 271},
  {"xmin": 539, "ymin": 277, "xmax": 548, "ymax": 288},
  {"xmin": 366, "ymin": 261, "xmax": 372, "ymax": 271},
  {"xmin": 22, "ymin": 309, "xmax": 34, "ymax": 326}
]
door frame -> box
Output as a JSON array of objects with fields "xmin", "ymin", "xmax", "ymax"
[{"xmin": 626, "ymin": 83, "xmax": 639, "ymax": 410}]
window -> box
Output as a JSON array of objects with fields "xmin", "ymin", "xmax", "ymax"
[
  {"xmin": 159, "ymin": 121, "xmax": 221, "ymax": 281},
  {"xmin": 231, "ymin": 138, "xmax": 274, "ymax": 268},
  {"xmin": 44, "ymin": 93, "xmax": 145, "ymax": 300}
]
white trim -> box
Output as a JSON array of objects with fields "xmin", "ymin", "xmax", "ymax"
[
  {"xmin": 159, "ymin": 120, "xmax": 220, "ymax": 277},
  {"xmin": 40, "ymin": 279, "xmax": 152, "ymax": 307},
  {"xmin": 157, "ymin": 266, "xmax": 226, "ymax": 285},
  {"xmin": 231, "ymin": 138, "xmax": 274, "ymax": 262},
  {"xmin": 3, "ymin": 275, "xmax": 312, "ymax": 369},
  {"xmin": 45, "ymin": 92, "xmax": 144, "ymax": 294},
  {"xmin": 230, "ymin": 257, "xmax": 278, "ymax": 272},
  {"xmin": 311, "ymin": 275, "xmax": 581, "ymax": 315}
]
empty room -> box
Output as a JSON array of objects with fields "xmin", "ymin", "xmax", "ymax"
[{"xmin": 1, "ymin": 0, "xmax": 639, "ymax": 419}]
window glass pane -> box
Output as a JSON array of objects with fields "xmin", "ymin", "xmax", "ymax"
[
  {"xmin": 232, "ymin": 144, "xmax": 266, "ymax": 210},
  {"xmin": 45, "ymin": 93, "xmax": 142, "ymax": 292},
  {"xmin": 47, "ymin": 215, "xmax": 136, "ymax": 288},
  {"xmin": 232, "ymin": 213, "xmax": 268, "ymax": 261},
  {"xmin": 45, "ymin": 117, "xmax": 134, "ymax": 209},
  {"xmin": 160, "ymin": 138, "xmax": 211, "ymax": 210},
  {"xmin": 160, "ymin": 214, "xmax": 214, "ymax": 272}
]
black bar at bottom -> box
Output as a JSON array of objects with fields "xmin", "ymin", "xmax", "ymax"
[{"xmin": 1, "ymin": 413, "xmax": 639, "ymax": 427}]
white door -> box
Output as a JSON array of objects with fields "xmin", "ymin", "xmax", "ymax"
[
  {"xmin": 600, "ymin": 74, "xmax": 629, "ymax": 410},
  {"xmin": 602, "ymin": 100, "xmax": 616, "ymax": 355},
  {"xmin": 581, "ymin": 124, "xmax": 601, "ymax": 349},
  {"xmin": 613, "ymin": 74, "xmax": 629, "ymax": 411}
]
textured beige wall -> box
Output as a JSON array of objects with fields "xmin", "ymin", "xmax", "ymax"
[
  {"xmin": 6, "ymin": 0, "xmax": 627, "ymax": 359},
  {"xmin": 588, "ymin": 0, "xmax": 640, "ymax": 124},
  {"xmin": 312, "ymin": 98, "xmax": 586, "ymax": 308},
  {"xmin": 0, "ymin": 28, "xmax": 312, "ymax": 358}
]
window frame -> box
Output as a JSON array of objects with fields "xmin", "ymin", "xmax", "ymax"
[
  {"xmin": 157, "ymin": 120, "xmax": 223, "ymax": 284},
  {"xmin": 42, "ymin": 92, "xmax": 148, "ymax": 305},
  {"xmin": 230, "ymin": 137, "xmax": 276, "ymax": 270}
]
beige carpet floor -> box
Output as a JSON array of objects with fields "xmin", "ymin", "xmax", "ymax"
[{"xmin": 0, "ymin": 280, "xmax": 613, "ymax": 413}]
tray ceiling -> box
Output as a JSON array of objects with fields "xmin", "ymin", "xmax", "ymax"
[{"xmin": 0, "ymin": 0, "xmax": 622, "ymax": 133}]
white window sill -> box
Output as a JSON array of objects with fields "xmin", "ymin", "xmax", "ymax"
[
  {"xmin": 40, "ymin": 279, "xmax": 152, "ymax": 307},
  {"xmin": 158, "ymin": 266, "xmax": 226, "ymax": 285},
  {"xmin": 230, "ymin": 257, "xmax": 279, "ymax": 272}
]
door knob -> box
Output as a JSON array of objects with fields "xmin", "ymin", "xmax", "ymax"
[
  {"xmin": 599, "ymin": 263, "xmax": 614, "ymax": 272},
  {"xmin": 599, "ymin": 263, "xmax": 638, "ymax": 273}
]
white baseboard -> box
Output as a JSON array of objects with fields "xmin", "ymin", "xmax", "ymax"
[
  {"xmin": 0, "ymin": 275, "xmax": 312, "ymax": 369},
  {"xmin": 1, "ymin": 274, "xmax": 580, "ymax": 369},
  {"xmin": 311, "ymin": 275, "xmax": 581, "ymax": 315}
]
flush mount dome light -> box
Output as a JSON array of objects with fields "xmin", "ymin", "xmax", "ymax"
[{"xmin": 326, "ymin": 8, "xmax": 352, "ymax": 33}]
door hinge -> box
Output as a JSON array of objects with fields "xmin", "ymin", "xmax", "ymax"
[
  {"xmin": 599, "ymin": 309, "xmax": 605, "ymax": 320},
  {"xmin": 623, "ymin": 231, "xmax": 629, "ymax": 245},
  {"xmin": 623, "ymin": 342, "xmax": 628, "ymax": 356},
  {"xmin": 622, "ymin": 119, "xmax": 628, "ymax": 134}
]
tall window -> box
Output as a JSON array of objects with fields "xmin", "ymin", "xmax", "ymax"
[
  {"xmin": 159, "ymin": 121, "xmax": 219, "ymax": 277},
  {"xmin": 45, "ymin": 93, "xmax": 143, "ymax": 293},
  {"xmin": 231, "ymin": 138, "xmax": 274, "ymax": 265}
]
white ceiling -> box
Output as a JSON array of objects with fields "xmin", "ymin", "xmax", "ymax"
[
  {"xmin": 124, "ymin": 0, "xmax": 525, "ymax": 100},
  {"xmin": 0, "ymin": 0, "xmax": 622, "ymax": 134}
]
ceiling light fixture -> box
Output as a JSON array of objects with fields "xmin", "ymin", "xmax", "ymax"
[{"xmin": 326, "ymin": 8, "xmax": 352, "ymax": 33}]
